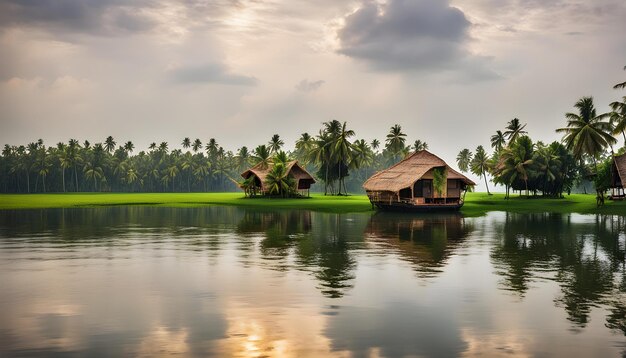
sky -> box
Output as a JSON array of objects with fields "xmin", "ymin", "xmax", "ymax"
[{"xmin": 1, "ymin": 0, "xmax": 625, "ymax": 184}]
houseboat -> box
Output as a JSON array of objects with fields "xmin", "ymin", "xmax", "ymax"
[{"xmin": 363, "ymin": 150, "xmax": 475, "ymax": 211}]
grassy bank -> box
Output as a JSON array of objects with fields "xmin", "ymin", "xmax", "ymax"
[{"xmin": 0, "ymin": 192, "xmax": 624, "ymax": 215}]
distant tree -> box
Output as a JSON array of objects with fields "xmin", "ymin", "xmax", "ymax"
[
  {"xmin": 456, "ymin": 149, "xmax": 473, "ymax": 173},
  {"xmin": 385, "ymin": 124, "xmax": 407, "ymax": 162},
  {"xmin": 490, "ymin": 130, "xmax": 506, "ymax": 151},
  {"xmin": 413, "ymin": 139, "xmax": 428, "ymax": 152},
  {"xmin": 371, "ymin": 139, "xmax": 380, "ymax": 152},
  {"xmin": 105, "ymin": 136, "xmax": 116, "ymax": 153},
  {"xmin": 504, "ymin": 118, "xmax": 527, "ymax": 144},
  {"xmin": 182, "ymin": 137, "xmax": 191, "ymax": 150},
  {"xmin": 268, "ymin": 134, "xmax": 284, "ymax": 153},
  {"xmin": 192, "ymin": 138, "xmax": 202, "ymax": 153},
  {"xmin": 253, "ymin": 145, "xmax": 271, "ymax": 169},
  {"xmin": 123, "ymin": 141, "xmax": 134, "ymax": 154},
  {"xmin": 470, "ymin": 145, "xmax": 491, "ymax": 195}
]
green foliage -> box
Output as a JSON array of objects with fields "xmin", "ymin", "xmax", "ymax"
[{"xmin": 432, "ymin": 167, "xmax": 447, "ymax": 197}]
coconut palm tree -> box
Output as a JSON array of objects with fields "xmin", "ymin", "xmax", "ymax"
[
  {"xmin": 182, "ymin": 137, "xmax": 191, "ymax": 151},
  {"xmin": 610, "ymin": 96, "xmax": 626, "ymax": 146},
  {"xmin": 236, "ymin": 146, "xmax": 251, "ymax": 172},
  {"xmin": 295, "ymin": 132, "xmax": 314, "ymax": 165},
  {"xmin": 83, "ymin": 161, "xmax": 104, "ymax": 191},
  {"xmin": 192, "ymin": 138, "xmax": 202, "ymax": 153},
  {"xmin": 265, "ymin": 162, "xmax": 295, "ymax": 197},
  {"xmin": 504, "ymin": 118, "xmax": 527, "ymax": 144},
  {"xmin": 123, "ymin": 141, "xmax": 134, "ymax": 154},
  {"xmin": 268, "ymin": 134, "xmax": 284, "ymax": 154},
  {"xmin": 470, "ymin": 145, "xmax": 491, "ymax": 195},
  {"xmin": 351, "ymin": 139, "xmax": 374, "ymax": 179},
  {"xmin": 500, "ymin": 136, "xmax": 534, "ymax": 196},
  {"xmin": 413, "ymin": 139, "xmax": 428, "ymax": 152},
  {"xmin": 104, "ymin": 136, "xmax": 116, "ymax": 153},
  {"xmin": 252, "ymin": 145, "xmax": 271, "ymax": 169},
  {"xmin": 273, "ymin": 150, "xmax": 290, "ymax": 165},
  {"xmin": 490, "ymin": 130, "xmax": 506, "ymax": 151},
  {"xmin": 158, "ymin": 142, "xmax": 169, "ymax": 153},
  {"xmin": 371, "ymin": 139, "xmax": 380, "ymax": 153},
  {"xmin": 456, "ymin": 149, "xmax": 473, "ymax": 173},
  {"xmin": 556, "ymin": 96, "xmax": 616, "ymax": 170},
  {"xmin": 332, "ymin": 121, "xmax": 355, "ymax": 195},
  {"xmin": 385, "ymin": 124, "xmax": 407, "ymax": 162}
]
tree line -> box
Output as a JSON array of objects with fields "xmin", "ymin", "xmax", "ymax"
[
  {"xmin": 0, "ymin": 121, "xmax": 429, "ymax": 194},
  {"xmin": 456, "ymin": 67, "xmax": 626, "ymax": 198}
]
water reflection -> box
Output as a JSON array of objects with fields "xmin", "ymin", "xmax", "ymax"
[
  {"xmin": 1, "ymin": 207, "xmax": 626, "ymax": 357},
  {"xmin": 490, "ymin": 213, "xmax": 626, "ymax": 329},
  {"xmin": 365, "ymin": 212, "xmax": 473, "ymax": 277}
]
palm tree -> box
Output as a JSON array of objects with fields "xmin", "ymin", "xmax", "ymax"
[
  {"xmin": 149, "ymin": 142, "xmax": 157, "ymax": 151},
  {"xmin": 610, "ymin": 97, "xmax": 626, "ymax": 146},
  {"xmin": 58, "ymin": 147, "xmax": 72, "ymax": 192},
  {"xmin": 556, "ymin": 96, "xmax": 616, "ymax": 170},
  {"xmin": 265, "ymin": 162, "xmax": 295, "ymax": 197},
  {"xmin": 351, "ymin": 139, "xmax": 374, "ymax": 178},
  {"xmin": 68, "ymin": 139, "xmax": 81, "ymax": 191},
  {"xmin": 158, "ymin": 142, "xmax": 169, "ymax": 153},
  {"xmin": 385, "ymin": 124, "xmax": 407, "ymax": 162},
  {"xmin": 273, "ymin": 150, "xmax": 290, "ymax": 165},
  {"xmin": 165, "ymin": 163, "xmax": 179, "ymax": 192},
  {"xmin": 413, "ymin": 139, "xmax": 428, "ymax": 152},
  {"xmin": 490, "ymin": 130, "xmax": 506, "ymax": 151},
  {"xmin": 268, "ymin": 134, "xmax": 284, "ymax": 154},
  {"xmin": 123, "ymin": 141, "xmax": 134, "ymax": 154},
  {"xmin": 295, "ymin": 133, "xmax": 314, "ymax": 165},
  {"xmin": 504, "ymin": 118, "xmax": 527, "ymax": 143},
  {"xmin": 180, "ymin": 152, "xmax": 194, "ymax": 192},
  {"xmin": 182, "ymin": 137, "xmax": 191, "ymax": 151},
  {"xmin": 456, "ymin": 149, "xmax": 473, "ymax": 173},
  {"xmin": 192, "ymin": 138, "xmax": 202, "ymax": 153},
  {"xmin": 252, "ymin": 145, "xmax": 271, "ymax": 169},
  {"xmin": 83, "ymin": 161, "xmax": 104, "ymax": 191},
  {"xmin": 332, "ymin": 121, "xmax": 355, "ymax": 195},
  {"xmin": 470, "ymin": 145, "xmax": 491, "ymax": 195},
  {"xmin": 83, "ymin": 140, "xmax": 91, "ymax": 149},
  {"xmin": 105, "ymin": 136, "xmax": 116, "ymax": 153},
  {"xmin": 236, "ymin": 146, "xmax": 251, "ymax": 172},
  {"xmin": 371, "ymin": 139, "xmax": 380, "ymax": 153},
  {"xmin": 500, "ymin": 136, "xmax": 534, "ymax": 196}
]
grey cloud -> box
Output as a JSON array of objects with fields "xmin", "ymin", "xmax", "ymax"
[
  {"xmin": 337, "ymin": 0, "xmax": 478, "ymax": 71},
  {"xmin": 295, "ymin": 79, "xmax": 325, "ymax": 93},
  {"xmin": 169, "ymin": 63, "xmax": 257, "ymax": 86},
  {"xmin": 0, "ymin": 0, "xmax": 157, "ymax": 36}
]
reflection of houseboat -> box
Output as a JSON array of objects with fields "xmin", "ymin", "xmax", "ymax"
[{"xmin": 363, "ymin": 150, "xmax": 475, "ymax": 211}]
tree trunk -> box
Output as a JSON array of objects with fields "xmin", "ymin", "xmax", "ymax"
[
  {"xmin": 26, "ymin": 171, "xmax": 30, "ymax": 193},
  {"xmin": 42, "ymin": 175, "xmax": 46, "ymax": 193},
  {"xmin": 62, "ymin": 168, "xmax": 66, "ymax": 192},
  {"xmin": 74, "ymin": 166, "xmax": 79, "ymax": 192},
  {"xmin": 483, "ymin": 171, "xmax": 491, "ymax": 195}
]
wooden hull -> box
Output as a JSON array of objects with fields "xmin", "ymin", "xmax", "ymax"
[{"xmin": 371, "ymin": 200, "xmax": 464, "ymax": 212}]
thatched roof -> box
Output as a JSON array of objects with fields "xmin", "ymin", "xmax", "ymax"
[
  {"xmin": 241, "ymin": 160, "xmax": 315, "ymax": 190},
  {"xmin": 614, "ymin": 153, "xmax": 626, "ymax": 187},
  {"xmin": 363, "ymin": 150, "xmax": 475, "ymax": 193}
]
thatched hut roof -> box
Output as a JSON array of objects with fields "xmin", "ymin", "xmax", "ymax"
[
  {"xmin": 363, "ymin": 150, "xmax": 475, "ymax": 193},
  {"xmin": 241, "ymin": 160, "xmax": 315, "ymax": 190},
  {"xmin": 614, "ymin": 153, "xmax": 626, "ymax": 187}
]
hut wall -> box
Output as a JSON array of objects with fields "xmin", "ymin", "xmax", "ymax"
[{"xmin": 447, "ymin": 179, "xmax": 461, "ymax": 198}]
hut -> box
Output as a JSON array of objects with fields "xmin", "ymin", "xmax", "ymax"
[
  {"xmin": 241, "ymin": 161, "xmax": 316, "ymax": 196},
  {"xmin": 363, "ymin": 150, "xmax": 475, "ymax": 211},
  {"xmin": 609, "ymin": 153, "xmax": 626, "ymax": 200}
]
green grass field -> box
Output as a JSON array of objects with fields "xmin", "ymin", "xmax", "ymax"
[{"xmin": 0, "ymin": 192, "xmax": 624, "ymax": 216}]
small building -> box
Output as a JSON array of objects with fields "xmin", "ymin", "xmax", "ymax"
[
  {"xmin": 610, "ymin": 153, "xmax": 626, "ymax": 200},
  {"xmin": 363, "ymin": 150, "xmax": 475, "ymax": 211},
  {"xmin": 241, "ymin": 161, "xmax": 316, "ymax": 196}
]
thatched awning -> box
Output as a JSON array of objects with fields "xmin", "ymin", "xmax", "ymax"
[
  {"xmin": 363, "ymin": 150, "xmax": 475, "ymax": 193},
  {"xmin": 614, "ymin": 153, "xmax": 626, "ymax": 187},
  {"xmin": 241, "ymin": 160, "xmax": 315, "ymax": 191}
]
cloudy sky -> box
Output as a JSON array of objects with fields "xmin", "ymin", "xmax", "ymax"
[{"xmin": 1, "ymin": 0, "xmax": 625, "ymax": 175}]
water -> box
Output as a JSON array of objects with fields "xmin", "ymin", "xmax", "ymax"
[{"xmin": 1, "ymin": 207, "xmax": 625, "ymax": 357}]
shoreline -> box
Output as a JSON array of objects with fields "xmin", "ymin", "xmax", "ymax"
[{"xmin": 1, "ymin": 192, "xmax": 625, "ymax": 216}]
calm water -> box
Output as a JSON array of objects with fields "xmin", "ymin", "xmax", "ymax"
[{"xmin": 1, "ymin": 207, "xmax": 626, "ymax": 357}]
